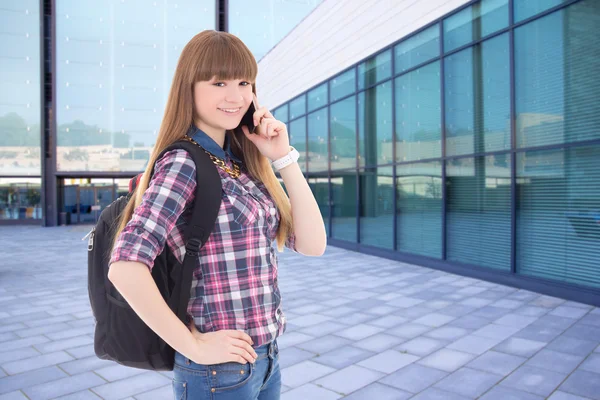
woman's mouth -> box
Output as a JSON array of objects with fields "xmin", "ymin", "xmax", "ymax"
[{"xmin": 219, "ymin": 108, "xmax": 241, "ymax": 115}]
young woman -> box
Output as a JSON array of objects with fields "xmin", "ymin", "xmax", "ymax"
[{"xmin": 107, "ymin": 30, "xmax": 326, "ymax": 399}]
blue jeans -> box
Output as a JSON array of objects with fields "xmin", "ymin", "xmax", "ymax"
[{"xmin": 172, "ymin": 339, "xmax": 281, "ymax": 400}]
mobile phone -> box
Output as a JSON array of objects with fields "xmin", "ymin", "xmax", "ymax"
[{"xmin": 239, "ymin": 98, "xmax": 258, "ymax": 134}]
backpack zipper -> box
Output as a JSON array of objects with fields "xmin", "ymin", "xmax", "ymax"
[{"xmin": 83, "ymin": 227, "xmax": 95, "ymax": 251}]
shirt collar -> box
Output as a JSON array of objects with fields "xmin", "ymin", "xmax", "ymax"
[{"xmin": 187, "ymin": 126, "xmax": 242, "ymax": 163}]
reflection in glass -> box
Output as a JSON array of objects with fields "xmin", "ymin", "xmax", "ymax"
[
  {"xmin": 446, "ymin": 154, "xmax": 511, "ymax": 270},
  {"xmin": 289, "ymin": 95, "xmax": 306, "ymax": 120},
  {"xmin": 273, "ymin": 104, "xmax": 288, "ymax": 123},
  {"xmin": 330, "ymin": 96, "xmax": 356, "ymax": 170},
  {"xmin": 56, "ymin": 0, "xmax": 215, "ymax": 172},
  {"xmin": 395, "ymin": 62, "xmax": 441, "ymax": 162},
  {"xmin": 307, "ymin": 108, "xmax": 328, "ymax": 172},
  {"xmin": 358, "ymin": 82, "xmax": 392, "ymax": 167},
  {"xmin": 445, "ymin": 34, "xmax": 510, "ymax": 156},
  {"xmin": 517, "ymin": 145, "xmax": 600, "ymax": 288},
  {"xmin": 359, "ymin": 167, "xmax": 393, "ymax": 249},
  {"xmin": 0, "ymin": 2, "xmax": 42, "ymax": 176},
  {"xmin": 0, "ymin": 178, "xmax": 42, "ymax": 220},
  {"xmin": 330, "ymin": 68, "xmax": 355, "ymax": 102},
  {"xmin": 515, "ymin": 1, "xmax": 600, "ymax": 148},
  {"xmin": 396, "ymin": 162, "xmax": 442, "ymax": 258},
  {"xmin": 358, "ymin": 50, "xmax": 392, "ymax": 90},
  {"xmin": 308, "ymin": 83, "xmax": 328, "ymax": 113},
  {"xmin": 394, "ymin": 24, "xmax": 440, "ymax": 74},
  {"xmin": 289, "ymin": 117, "xmax": 307, "ymax": 173},
  {"xmin": 443, "ymin": 0, "xmax": 508, "ymax": 52},
  {"xmin": 514, "ymin": 0, "xmax": 567, "ymax": 22},
  {"xmin": 331, "ymin": 174, "xmax": 357, "ymax": 242},
  {"xmin": 308, "ymin": 176, "xmax": 329, "ymax": 237}
]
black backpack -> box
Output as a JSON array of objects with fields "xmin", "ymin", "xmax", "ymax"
[{"xmin": 87, "ymin": 139, "xmax": 222, "ymax": 371}]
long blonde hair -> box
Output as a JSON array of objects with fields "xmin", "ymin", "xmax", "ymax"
[{"xmin": 112, "ymin": 30, "xmax": 293, "ymax": 253}]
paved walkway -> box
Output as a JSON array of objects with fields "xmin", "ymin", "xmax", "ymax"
[{"xmin": 1, "ymin": 225, "xmax": 599, "ymax": 400}]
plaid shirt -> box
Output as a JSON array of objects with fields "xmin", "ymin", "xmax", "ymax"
[{"xmin": 110, "ymin": 130, "xmax": 297, "ymax": 347}]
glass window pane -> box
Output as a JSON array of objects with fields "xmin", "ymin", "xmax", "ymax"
[
  {"xmin": 330, "ymin": 96, "xmax": 356, "ymax": 170},
  {"xmin": 517, "ymin": 145, "xmax": 600, "ymax": 288},
  {"xmin": 358, "ymin": 82, "xmax": 392, "ymax": 167},
  {"xmin": 359, "ymin": 167, "xmax": 394, "ymax": 249},
  {"xmin": 0, "ymin": 178, "xmax": 42, "ymax": 220},
  {"xmin": 396, "ymin": 162, "xmax": 442, "ymax": 258},
  {"xmin": 330, "ymin": 68, "xmax": 355, "ymax": 102},
  {"xmin": 443, "ymin": 0, "xmax": 509, "ymax": 52},
  {"xmin": 515, "ymin": 1, "xmax": 600, "ymax": 148},
  {"xmin": 0, "ymin": 1, "xmax": 42, "ymax": 176},
  {"xmin": 309, "ymin": 176, "xmax": 330, "ymax": 237},
  {"xmin": 446, "ymin": 154, "xmax": 511, "ymax": 270},
  {"xmin": 331, "ymin": 174, "xmax": 357, "ymax": 242},
  {"xmin": 395, "ymin": 61, "xmax": 441, "ymax": 162},
  {"xmin": 273, "ymin": 104, "xmax": 288, "ymax": 123},
  {"xmin": 514, "ymin": 0, "xmax": 567, "ymax": 22},
  {"xmin": 445, "ymin": 34, "xmax": 510, "ymax": 157},
  {"xmin": 394, "ymin": 24, "xmax": 440, "ymax": 74},
  {"xmin": 56, "ymin": 0, "xmax": 215, "ymax": 172},
  {"xmin": 307, "ymin": 108, "xmax": 328, "ymax": 173},
  {"xmin": 358, "ymin": 50, "xmax": 392, "ymax": 90},
  {"xmin": 308, "ymin": 83, "xmax": 328, "ymax": 113},
  {"xmin": 229, "ymin": 0, "xmax": 323, "ymax": 61},
  {"xmin": 289, "ymin": 117, "xmax": 307, "ymax": 173},
  {"xmin": 289, "ymin": 95, "xmax": 306, "ymax": 120}
]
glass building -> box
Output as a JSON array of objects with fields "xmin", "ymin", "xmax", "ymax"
[{"xmin": 1, "ymin": 0, "xmax": 598, "ymax": 303}]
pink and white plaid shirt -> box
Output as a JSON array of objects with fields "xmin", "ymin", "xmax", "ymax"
[{"xmin": 110, "ymin": 147, "xmax": 297, "ymax": 346}]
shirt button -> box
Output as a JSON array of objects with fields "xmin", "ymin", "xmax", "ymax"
[
  {"xmin": 258, "ymin": 209, "xmax": 264, "ymax": 216},
  {"xmin": 269, "ymin": 208, "xmax": 276, "ymax": 216}
]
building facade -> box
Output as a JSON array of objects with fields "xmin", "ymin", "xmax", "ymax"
[{"xmin": 1, "ymin": 0, "xmax": 599, "ymax": 305}]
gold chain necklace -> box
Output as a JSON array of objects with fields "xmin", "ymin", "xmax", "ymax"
[{"xmin": 181, "ymin": 136, "xmax": 241, "ymax": 179}]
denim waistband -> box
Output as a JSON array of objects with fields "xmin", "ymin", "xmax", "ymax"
[{"xmin": 255, "ymin": 339, "xmax": 278, "ymax": 361}]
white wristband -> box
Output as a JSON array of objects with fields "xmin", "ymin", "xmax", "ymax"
[{"xmin": 271, "ymin": 147, "xmax": 299, "ymax": 171}]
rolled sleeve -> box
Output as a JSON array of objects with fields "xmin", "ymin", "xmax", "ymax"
[
  {"xmin": 109, "ymin": 149, "xmax": 197, "ymax": 271},
  {"xmin": 284, "ymin": 231, "xmax": 299, "ymax": 253}
]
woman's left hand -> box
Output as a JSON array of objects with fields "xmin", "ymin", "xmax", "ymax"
[{"xmin": 241, "ymin": 96, "xmax": 290, "ymax": 161}]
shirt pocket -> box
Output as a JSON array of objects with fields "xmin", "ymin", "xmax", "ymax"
[{"xmin": 222, "ymin": 180, "xmax": 261, "ymax": 227}]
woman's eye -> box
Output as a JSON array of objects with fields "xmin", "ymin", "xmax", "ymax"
[
  {"xmin": 240, "ymin": 81, "xmax": 250, "ymax": 86},
  {"xmin": 214, "ymin": 82, "xmax": 225, "ymax": 87}
]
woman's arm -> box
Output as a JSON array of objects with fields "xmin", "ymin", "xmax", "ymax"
[{"xmin": 279, "ymin": 161, "xmax": 327, "ymax": 256}]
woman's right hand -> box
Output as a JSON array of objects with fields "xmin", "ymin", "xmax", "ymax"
[{"xmin": 188, "ymin": 321, "xmax": 258, "ymax": 365}]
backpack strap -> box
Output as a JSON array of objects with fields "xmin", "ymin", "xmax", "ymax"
[{"xmin": 150, "ymin": 140, "xmax": 222, "ymax": 325}]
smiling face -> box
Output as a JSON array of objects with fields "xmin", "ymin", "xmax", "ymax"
[{"xmin": 193, "ymin": 76, "xmax": 254, "ymax": 136}]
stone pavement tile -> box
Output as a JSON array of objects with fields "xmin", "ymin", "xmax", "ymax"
[
  {"xmin": 387, "ymin": 297, "xmax": 425, "ymax": 308},
  {"xmin": 467, "ymin": 350, "xmax": 526, "ymax": 376},
  {"xmin": 562, "ymin": 301, "xmax": 594, "ymax": 310},
  {"xmin": 295, "ymin": 335, "xmax": 352, "ymax": 355},
  {"xmin": 2, "ymin": 351, "xmax": 74, "ymax": 375},
  {"xmin": 580, "ymin": 353, "xmax": 600, "ymax": 374},
  {"xmin": 395, "ymin": 337, "xmax": 448, "ymax": 357},
  {"xmin": 375, "ymin": 363, "xmax": 447, "ymax": 394},
  {"xmin": 447, "ymin": 334, "xmax": 503, "ymax": 355},
  {"xmin": 513, "ymin": 324, "xmax": 564, "ymax": 343},
  {"xmin": 45, "ymin": 327, "xmax": 94, "ymax": 341},
  {"xmin": 357, "ymin": 350, "xmax": 419, "ymax": 374},
  {"xmin": 437, "ymin": 304, "xmax": 477, "ymax": 317},
  {"xmin": 460, "ymin": 297, "xmax": 494, "ymax": 308},
  {"xmin": 547, "ymin": 335, "xmax": 598, "ymax": 357},
  {"xmin": 281, "ymin": 383, "xmax": 342, "ymax": 400},
  {"xmin": 352, "ymin": 333, "xmax": 406, "ymax": 353},
  {"xmin": 64, "ymin": 345, "xmax": 95, "ymax": 359},
  {"xmin": 0, "ymin": 336, "xmax": 49, "ymax": 352},
  {"xmin": 417, "ymin": 349, "xmax": 475, "ymax": 373},
  {"xmin": 278, "ymin": 346, "xmax": 316, "ymax": 369},
  {"xmin": 434, "ymin": 367, "xmax": 503, "ymax": 398},
  {"xmin": 506, "ymin": 290, "xmax": 541, "ymax": 302},
  {"xmin": 367, "ymin": 315, "xmax": 408, "ymax": 329},
  {"xmin": 558, "ymin": 370, "xmax": 600, "ymax": 400},
  {"xmin": 470, "ymin": 306, "xmax": 512, "ymax": 320},
  {"xmin": 424, "ymin": 326, "xmax": 470, "ymax": 341},
  {"xmin": 334, "ymin": 324, "xmax": 384, "ymax": 341},
  {"xmin": 499, "ymin": 365, "xmax": 567, "ymax": 397},
  {"xmin": 364, "ymin": 305, "xmax": 400, "ymax": 316},
  {"xmin": 493, "ymin": 337, "xmax": 547, "ymax": 358},
  {"xmin": 421, "ymin": 300, "xmax": 454, "ymax": 310},
  {"xmin": 0, "ymin": 324, "xmax": 26, "ymax": 334},
  {"xmin": 287, "ymin": 304, "xmax": 327, "ymax": 314},
  {"xmin": 0, "ymin": 370, "xmax": 5, "ymax": 378},
  {"xmin": 24, "ymin": 315, "xmax": 74, "ymax": 329},
  {"xmin": 388, "ymin": 323, "xmax": 432, "ymax": 340},
  {"xmin": 90, "ymin": 371, "xmax": 169, "ymax": 400},
  {"xmin": 23, "ymin": 372, "xmax": 106, "ymax": 400},
  {"xmin": 67, "ymin": 317, "xmax": 95, "ymax": 330},
  {"xmin": 0, "ymin": 348, "xmax": 40, "ymax": 365},
  {"xmin": 548, "ymin": 391, "xmax": 595, "ymax": 400},
  {"xmin": 333, "ymin": 312, "xmax": 376, "ymax": 326},
  {"xmin": 342, "ymin": 382, "xmax": 411, "ymax": 400},
  {"xmin": 525, "ymin": 349, "xmax": 585, "ymax": 374},
  {"xmin": 412, "ymin": 313, "xmax": 456, "ymax": 328},
  {"xmin": 314, "ymin": 365, "xmax": 384, "ymax": 395},
  {"xmin": 530, "ymin": 295, "xmax": 565, "ymax": 308},
  {"xmin": 94, "ymin": 364, "xmax": 146, "ymax": 382},
  {"xmin": 472, "ymin": 323, "xmax": 522, "ymax": 340},
  {"xmin": 409, "ymin": 387, "xmax": 470, "ymax": 400},
  {"xmin": 478, "ymin": 290, "xmax": 511, "ymax": 300},
  {"xmin": 0, "ymin": 333, "xmax": 19, "ymax": 343},
  {"xmin": 562, "ymin": 323, "xmax": 600, "ymax": 341},
  {"xmin": 57, "ymin": 357, "xmax": 115, "ymax": 376},
  {"xmin": 276, "ymin": 332, "xmax": 314, "ymax": 350},
  {"xmin": 479, "ymin": 386, "xmax": 545, "ymax": 400},
  {"xmin": 533, "ymin": 315, "xmax": 578, "ymax": 331},
  {"xmin": 0, "ymin": 391, "xmax": 29, "ymax": 400},
  {"xmin": 515, "ymin": 306, "xmax": 551, "ymax": 318},
  {"xmin": 393, "ymin": 306, "xmax": 437, "ymax": 320},
  {"xmin": 14, "ymin": 323, "xmax": 72, "ymax": 339},
  {"xmin": 494, "ymin": 314, "xmax": 539, "ymax": 329},
  {"xmin": 491, "ymin": 299, "xmax": 524, "ymax": 309},
  {"xmin": 448, "ymin": 315, "xmax": 491, "ymax": 330},
  {"xmin": 319, "ymin": 306, "xmax": 356, "ymax": 318},
  {"xmin": 281, "ymin": 360, "xmax": 337, "ymax": 388},
  {"xmin": 579, "ymin": 314, "xmax": 600, "ymax": 327},
  {"xmin": 34, "ymin": 336, "xmax": 93, "ymax": 354},
  {"xmin": 311, "ymin": 345, "xmax": 375, "ymax": 370},
  {"xmin": 0, "ymin": 366, "xmax": 67, "ymax": 395},
  {"xmin": 297, "ymin": 321, "xmax": 349, "ymax": 337},
  {"xmin": 134, "ymin": 385, "xmax": 172, "ymax": 400},
  {"xmin": 0, "ymin": 312, "xmax": 50, "ymax": 325},
  {"xmin": 549, "ymin": 306, "xmax": 590, "ymax": 319}
]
